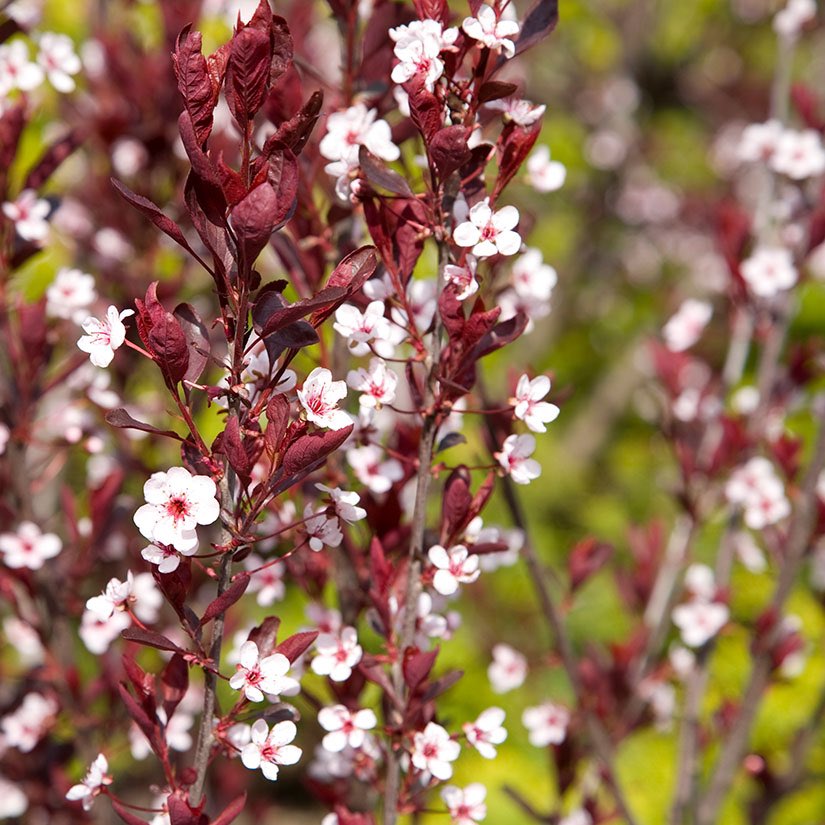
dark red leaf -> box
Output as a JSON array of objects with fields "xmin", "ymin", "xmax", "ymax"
[
  {"xmin": 212, "ymin": 794, "xmax": 248, "ymax": 825},
  {"xmin": 168, "ymin": 795, "xmax": 208, "ymax": 825},
  {"xmin": 568, "ymin": 537, "xmax": 613, "ymax": 593},
  {"xmin": 494, "ymin": 121, "xmax": 541, "ymax": 200},
  {"xmin": 121, "ymin": 626, "xmax": 187, "ymax": 654},
  {"xmin": 429, "ymin": 126, "xmax": 471, "ymax": 181},
  {"xmin": 248, "ymin": 616, "xmax": 282, "ymax": 657},
  {"xmin": 264, "ymin": 395, "xmax": 291, "ymax": 456},
  {"xmin": 137, "ymin": 283, "xmax": 190, "ymax": 386},
  {"xmin": 478, "ymin": 80, "xmax": 519, "ymax": 103},
  {"xmin": 161, "ymin": 654, "xmax": 189, "ymax": 720},
  {"xmin": 200, "ymin": 573, "xmax": 250, "ymax": 627},
  {"xmin": 178, "ymin": 110, "xmax": 227, "ymax": 225},
  {"xmin": 119, "ymin": 683, "xmax": 161, "ymax": 755},
  {"xmin": 278, "ymin": 426, "xmax": 353, "ymax": 487},
  {"xmin": 269, "ymin": 16, "xmax": 293, "ymax": 83},
  {"xmin": 173, "ymin": 26, "xmax": 217, "ymax": 144},
  {"xmin": 276, "ymin": 630, "xmax": 318, "ymax": 663},
  {"xmin": 420, "ymin": 668, "xmax": 463, "ymax": 702},
  {"xmin": 226, "ymin": 26, "xmax": 272, "ymax": 128},
  {"xmin": 105, "ymin": 408, "xmax": 184, "ymax": 441},
  {"xmin": 441, "ymin": 467, "xmax": 472, "ymax": 544},
  {"xmin": 0, "ymin": 103, "xmax": 26, "ymax": 196},
  {"xmin": 406, "ymin": 77, "xmax": 442, "ymax": 142},
  {"xmin": 403, "ymin": 647, "xmax": 438, "ymax": 691},
  {"xmin": 309, "ymin": 246, "xmax": 378, "ymax": 326},
  {"xmin": 513, "ymin": 0, "xmax": 558, "ymax": 57},
  {"xmin": 258, "ymin": 286, "xmax": 347, "ymax": 338},
  {"xmin": 173, "ymin": 303, "xmax": 210, "ymax": 386},
  {"xmin": 230, "ymin": 180, "xmax": 290, "ymax": 267},
  {"xmin": 24, "ymin": 130, "xmax": 81, "ymax": 191},
  {"xmin": 358, "ymin": 146, "xmax": 413, "ymax": 196}
]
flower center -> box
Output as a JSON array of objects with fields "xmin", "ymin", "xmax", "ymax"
[{"xmin": 165, "ymin": 495, "xmax": 191, "ymax": 523}]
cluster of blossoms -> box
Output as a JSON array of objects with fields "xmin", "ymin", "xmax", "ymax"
[
  {"xmin": 0, "ymin": 32, "xmax": 80, "ymax": 100},
  {"xmin": 738, "ymin": 120, "xmax": 825, "ymax": 181}
]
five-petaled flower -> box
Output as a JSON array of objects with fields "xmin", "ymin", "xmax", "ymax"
[
  {"xmin": 522, "ymin": 701, "xmax": 569, "ymax": 747},
  {"xmin": 0, "ymin": 521, "xmax": 61, "ymax": 570},
  {"xmin": 453, "ymin": 198, "xmax": 521, "ymax": 258},
  {"xmin": 2, "ymin": 189, "xmax": 50, "ymax": 242},
  {"xmin": 241, "ymin": 719, "xmax": 302, "ymax": 781},
  {"xmin": 428, "ymin": 544, "xmax": 481, "ymax": 596},
  {"xmin": 463, "ymin": 707, "xmax": 507, "ymax": 759},
  {"xmin": 230, "ymin": 640, "xmax": 299, "ymax": 702},
  {"xmin": 347, "ymin": 357, "xmax": 398, "ymax": 409},
  {"xmin": 512, "ymin": 375, "xmax": 560, "ymax": 433},
  {"xmin": 495, "ymin": 434, "xmax": 541, "ymax": 485},
  {"xmin": 318, "ymin": 704, "xmax": 378, "ymax": 752},
  {"xmin": 65, "ymin": 754, "xmax": 112, "ymax": 810},
  {"xmin": 77, "ymin": 306, "xmax": 134, "ymax": 368},
  {"xmin": 441, "ymin": 783, "xmax": 488, "ymax": 825},
  {"xmin": 462, "ymin": 4, "xmax": 520, "ymax": 58},
  {"xmin": 36, "ymin": 32, "xmax": 81, "ymax": 92},
  {"xmin": 410, "ymin": 722, "xmax": 461, "ymax": 780},
  {"xmin": 298, "ymin": 367, "xmax": 351, "ymax": 430},
  {"xmin": 488, "ymin": 643, "xmax": 528, "ymax": 693},
  {"xmin": 311, "ymin": 626, "xmax": 363, "ymax": 682},
  {"xmin": 133, "ymin": 467, "xmax": 220, "ymax": 553}
]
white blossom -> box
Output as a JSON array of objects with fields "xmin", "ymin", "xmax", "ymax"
[
  {"xmin": 511, "ymin": 248, "xmax": 558, "ymax": 302},
  {"xmin": 0, "ymin": 40, "xmax": 44, "ymax": 94},
  {"xmin": 229, "ymin": 641, "xmax": 298, "ymax": 702},
  {"xmin": 133, "ymin": 467, "xmax": 220, "ymax": 553},
  {"xmin": 241, "ymin": 719, "xmax": 302, "ymax": 781},
  {"xmin": 453, "ymin": 198, "xmax": 521, "ymax": 258},
  {"xmin": 462, "ymin": 707, "xmax": 507, "ymax": 759},
  {"xmin": 0, "ymin": 521, "xmax": 61, "ymax": 570},
  {"xmin": 462, "ymin": 4, "xmax": 520, "ymax": 58},
  {"xmin": 316, "ymin": 484, "xmax": 367, "ymax": 524},
  {"xmin": 662, "ymin": 299, "xmax": 712, "ymax": 352},
  {"xmin": 740, "ymin": 246, "xmax": 797, "ymax": 299},
  {"xmin": 245, "ymin": 555, "xmax": 286, "ymax": 605},
  {"xmin": 773, "ymin": 0, "xmax": 817, "ymax": 38},
  {"xmin": 77, "ymin": 306, "xmax": 134, "ymax": 368},
  {"xmin": 347, "ymin": 357, "xmax": 398, "ymax": 409},
  {"xmin": 495, "ymin": 434, "xmax": 541, "ymax": 485},
  {"xmin": 298, "ymin": 367, "xmax": 351, "ymax": 430},
  {"xmin": 45, "ymin": 267, "xmax": 97, "ymax": 323},
  {"xmin": 488, "ymin": 97, "xmax": 546, "ymax": 127},
  {"xmin": 311, "ymin": 626, "xmax": 363, "ymax": 682},
  {"xmin": 304, "ymin": 504, "xmax": 344, "ymax": 552},
  {"xmin": 488, "ymin": 643, "xmax": 527, "ymax": 693},
  {"xmin": 770, "ymin": 128, "xmax": 825, "ymax": 180},
  {"xmin": 738, "ymin": 120, "xmax": 783, "ymax": 164},
  {"xmin": 441, "ymin": 783, "xmax": 487, "ymax": 825},
  {"xmin": 444, "ymin": 256, "xmax": 479, "ymax": 301},
  {"xmin": 1, "ymin": 693, "xmax": 57, "ymax": 752},
  {"xmin": 410, "ymin": 722, "xmax": 460, "ymax": 780},
  {"xmin": 522, "ymin": 702, "xmax": 569, "ymax": 747},
  {"xmin": 512, "ymin": 374, "xmax": 560, "ymax": 433},
  {"xmin": 428, "ymin": 544, "xmax": 480, "ymax": 596},
  {"xmin": 672, "ymin": 600, "xmax": 729, "ymax": 648},
  {"xmin": 347, "ymin": 444, "xmax": 404, "ymax": 494},
  {"xmin": 334, "ymin": 301, "xmax": 394, "ymax": 357},
  {"xmin": 36, "ymin": 32, "xmax": 81, "ymax": 92},
  {"xmin": 526, "ymin": 145, "xmax": 566, "ymax": 192},
  {"xmin": 2, "ymin": 189, "xmax": 50, "ymax": 242},
  {"xmin": 65, "ymin": 754, "xmax": 112, "ymax": 810},
  {"xmin": 317, "ymin": 704, "xmax": 377, "ymax": 752}
]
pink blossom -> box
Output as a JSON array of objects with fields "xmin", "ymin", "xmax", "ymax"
[
  {"xmin": 738, "ymin": 120, "xmax": 783, "ymax": 164},
  {"xmin": 133, "ymin": 467, "xmax": 220, "ymax": 553},
  {"xmin": 240, "ymin": 719, "xmax": 302, "ymax": 781},
  {"xmin": 444, "ymin": 256, "xmax": 479, "ymax": 301},
  {"xmin": 347, "ymin": 357, "xmax": 398, "ymax": 409},
  {"xmin": 773, "ymin": 0, "xmax": 817, "ymax": 38},
  {"xmin": 770, "ymin": 128, "xmax": 825, "ymax": 180},
  {"xmin": 463, "ymin": 707, "xmax": 507, "ymax": 759},
  {"xmin": 740, "ymin": 246, "xmax": 797, "ymax": 298},
  {"xmin": 298, "ymin": 367, "xmax": 351, "ymax": 430},
  {"xmin": 79, "ymin": 609, "xmax": 131, "ymax": 654},
  {"xmin": 245, "ymin": 555, "xmax": 286, "ymax": 605},
  {"xmin": 389, "ymin": 19, "xmax": 457, "ymax": 91},
  {"xmin": 304, "ymin": 504, "xmax": 344, "ymax": 551},
  {"xmin": 229, "ymin": 641, "xmax": 298, "ymax": 702},
  {"xmin": 315, "ymin": 484, "xmax": 367, "ymax": 524},
  {"xmin": 0, "ymin": 521, "xmax": 61, "ymax": 570},
  {"xmin": 1, "ymin": 693, "xmax": 58, "ymax": 753},
  {"xmin": 522, "ymin": 702, "xmax": 569, "ymax": 747},
  {"xmin": 311, "ymin": 626, "xmax": 363, "ymax": 682},
  {"xmin": 77, "ymin": 305, "xmax": 134, "ymax": 368},
  {"xmin": 411, "ymin": 722, "xmax": 461, "ymax": 780},
  {"xmin": 662, "ymin": 299, "xmax": 712, "ymax": 352},
  {"xmin": 512, "ymin": 374, "xmax": 560, "ymax": 433},
  {"xmin": 453, "ymin": 198, "xmax": 521, "ymax": 258},
  {"xmin": 462, "ymin": 4, "xmax": 520, "ymax": 58},
  {"xmin": 441, "ymin": 783, "xmax": 487, "ymax": 825},
  {"xmin": 45, "ymin": 267, "xmax": 97, "ymax": 322},
  {"xmin": 65, "ymin": 754, "xmax": 112, "ymax": 810},
  {"xmin": 488, "ymin": 97, "xmax": 546, "ymax": 127},
  {"xmin": 495, "ymin": 434, "xmax": 541, "ymax": 485},
  {"xmin": 672, "ymin": 600, "xmax": 729, "ymax": 648},
  {"xmin": 2, "ymin": 189, "xmax": 50, "ymax": 242},
  {"xmin": 526, "ymin": 144, "xmax": 566, "ymax": 192},
  {"xmin": 428, "ymin": 544, "xmax": 480, "ymax": 596},
  {"xmin": 334, "ymin": 301, "xmax": 393, "ymax": 356},
  {"xmin": 141, "ymin": 542, "xmax": 186, "ymax": 574},
  {"xmin": 318, "ymin": 704, "xmax": 377, "ymax": 752},
  {"xmin": 346, "ymin": 444, "xmax": 404, "ymax": 494},
  {"xmin": 36, "ymin": 32, "xmax": 81, "ymax": 92},
  {"xmin": 511, "ymin": 248, "xmax": 558, "ymax": 302},
  {"xmin": 488, "ymin": 643, "xmax": 527, "ymax": 693},
  {"xmin": 0, "ymin": 40, "xmax": 44, "ymax": 94}
]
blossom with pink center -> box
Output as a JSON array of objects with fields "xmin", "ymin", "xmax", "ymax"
[
  {"xmin": 738, "ymin": 120, "xmax": 783, "ymax": 164},
  {"xmin": 512, "ymin": 374, "xmax": 560, "ymax": 433},
  {"xmin": 526, "ymin": 144, "xmax": 566, "ymax": 192},
  {"xmin": 346, "ymin": 444, "xmax": 404, "ymax": 494},
  {"xmin": 1, "ymin": 692, "xmax": 58, "ymax": 753},
  {"xmin": 770, "ymin": 128, "xmax": 825, "ymax": 180},
  {"xmin": 411, "ymin": 722, "xmax": 461, "ymax": 780},
  {"xmin": 85, "ymin": 572, "xmax": 135, "ymax": 620},
  {"xmin": 65, "ymin": 754, "xmax": 112, "ymax": 810},
  {"xmin": 495, "ymin": 434, "xmax": 541, "ymax": 485},
  {"xmin": 320, "ymin": 104, "xmax": 399, "ymax": 166},
  {"xmin": 726, "ymin": 457, "xmax": 790, "ymax": 530},
  {"xmin": 453, "ymin": 198, "xmax": 521, "ymax": 258},
  {"xmin": 0, "ymin": 521, "xmax": 61, "ymax": 570},
  {"xmin": 79, "ymin": 608, "xmax": 131, "ymax": 654},
  {"xmin": 463, "ymin": 707, "xmax": 507, "ymax": 759},
  {"xmin": 318, "ymin": 704, "xmax": 378, "ymax": 752},
  {"xmin": 488, "ymin": 97, "xmax": 546, "ymax": 127},
  {"xmin": 662, "ymin": 299, "xmax": 712, "ymax": 352},
  {"xmin": 773, "ymin": 0, "xmax": 817, "ymax": 38},
  {"xmin": 488, "ymin": 643, "xmax": 527, "ymax": 693},
  {"xmin": 45, "ymin": 267, "xmax": 97, "ymax": 322},
  {"xmin": 672, "ymin": 600, "xmax": 729, "ymax": 648},
  {"xmin": 462, "ymin": 4, "xmax": 520, "ymax": 58},
  {"xmin": 240, "ymin": 719, "xmax": 302, "ymax": 781},
  {"xmin": 315, "ymin": 484, "xmax": 367, "ymax": 524},
  {"xmin": 511, "ymin": 248, "xmax": 558, "ymax": 302},
  {"xmin": 77, "ymin": 305, "xmax": 134, "ymax": 368},
  {"xmin": 229, "ymin": 641, "xmax": 298, "ymax": 703},
  {"xmin": 244, "ymin": 555, "xmax": 286, "ymax": 606},
  {"xmin": 311, "ymin": 626, "xmax": 363, "ymax": 682},
  {"xmin": 141, "ymin": 542, "xmax": 186, "ymax": 574},
  {"xmin": 522, "ymin": 702, "xmax": 569, "ymax": 747},
  {"xmin": 444, "ymin": 256, "xmax": 479, "ymax": 301},
  {"xmin": 304, "ymin": 504, "xmax": 344, "ymax": 552},
  {"xmin": 2, "ymin": 189, "xmax": 50, "ymax": 242},
  {"xmin": 441, "ymin": 783, "xmax": 487, "ymax": 825},
  {"xmin": 740, "ymin": 246, "xmax": 797, "ymax": 299},
  {"xmin": 428, "ymin": 544, "xmax": 480, "ymax": 596},
  {"xmin": 333, "ymin": 301, "xmax": 393, "ymax": 356},
  {"xmin": 347, "ymin": 357, "xmax": 398, "ymax": 409},
  {"xmin": 297, "ymin": 367, "xmax": 351, "ymax": 430},
  {"xmin": 0, "ymin": 40, "xmax": 44, "ymax": 94},
  {"xmin": 133, "ymin": 467, "xmax": 220, "ymax": 553},
  {"xmin": 36, "ymin": 32, "xmax": 81, "ymax": 92}
]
